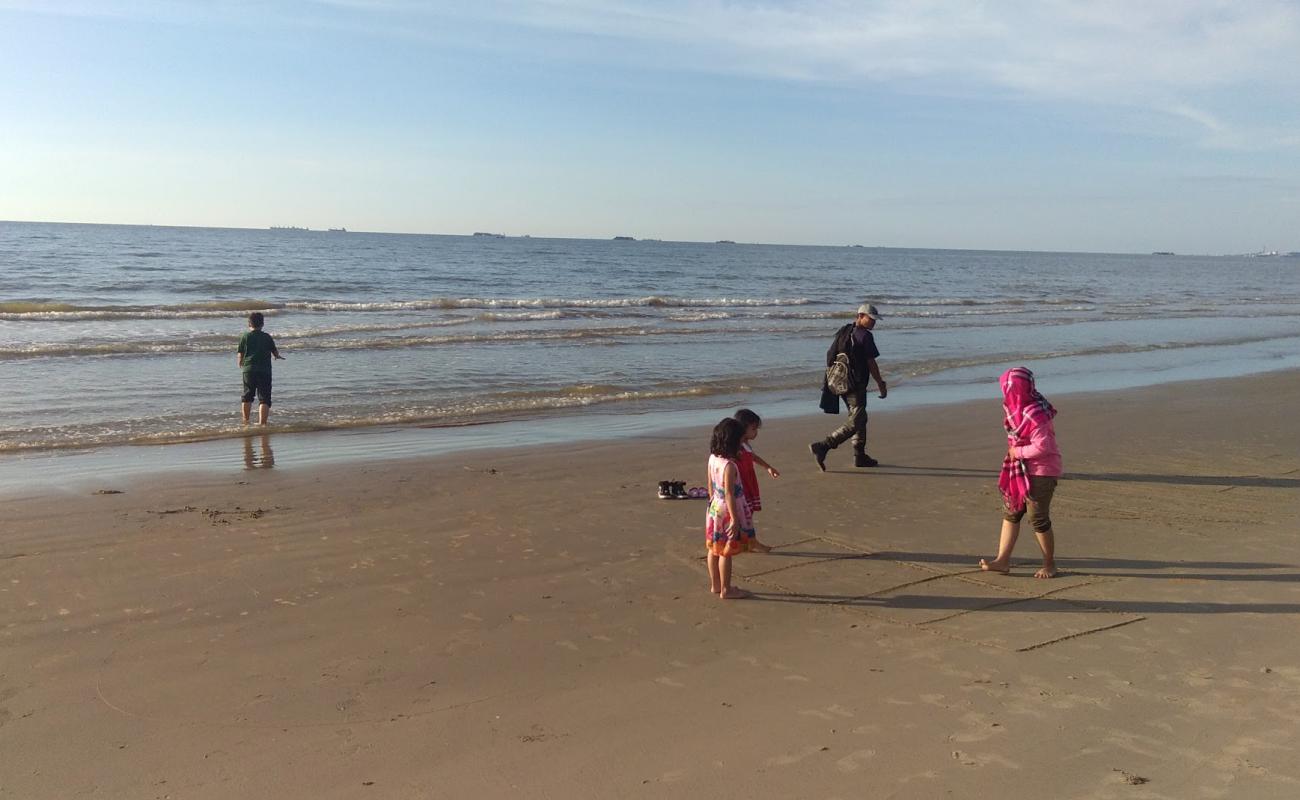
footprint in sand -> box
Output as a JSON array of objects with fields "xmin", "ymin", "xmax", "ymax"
[
  {"xmin": 766, "ymin": 745, "xmax": 829, "ymax": 767},
  {"xmin": 555, "ymin": 640, "xmax": 579, "ymax": 651},
  {"xmin": 836, "ymin": 748, "xmax": 877, "ymax": 773},
  {"xmin": 655, "ymin": 677, "xmax": 685, "ymax": 688},
  {"xmin": 800, "ymin": 705, "xmax": 854, "ymax": 721},
  {"xmin": 951, "ymin": 750, "xmax": 1021, "ymax": 769},
  {"xmin": 949, "ymin": 712, "xmax": 1006, "ymax": 744}
]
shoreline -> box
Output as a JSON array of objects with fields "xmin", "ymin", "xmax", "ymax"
[
  {"xmin": 4, "ymin": 367, "xmax": 1299, "ymax": 797},
  {"xmin": 5, "ymin": 361, "xmax": 1300, "ymax": 498}
]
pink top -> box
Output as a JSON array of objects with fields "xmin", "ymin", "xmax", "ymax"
[
  {"xmin": 1011, "ymin": 420, "xmax": 1062, "ymax": 477},
  {"xmin": 999, "ymin": 366, "xmax": 1060, "ymax": 511}
]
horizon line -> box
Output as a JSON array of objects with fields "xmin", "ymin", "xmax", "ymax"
[{"xmin": 0, "ymin": 217, "xmax": 1275, "ymax": 258}]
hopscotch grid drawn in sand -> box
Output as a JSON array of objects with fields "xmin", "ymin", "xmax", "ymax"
[
  {"xmin": 740, "ymin": 536, "xmax": 1146, "ymax": 652},
  {"xmin": 736, "ymin": 537, "xmax": 874, "ymax": 579}
]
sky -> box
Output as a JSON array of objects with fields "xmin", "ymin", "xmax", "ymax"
[{"xmin": 1, "ymin": 0, "xmax": 1298, "ymax": 253}]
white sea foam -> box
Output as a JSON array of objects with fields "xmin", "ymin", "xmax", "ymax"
[{"xmin": 285, "ymin": 296, "xmax": 814, "ymax": 312}]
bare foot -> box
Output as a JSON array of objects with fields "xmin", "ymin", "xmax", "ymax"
[
  {"xmin": 750, "ymin": 540, "xmax": 773, "ymax": 554},
  {"xmin": 979, "ymin": 558, "xmax": 1011, "ymax": 574},
  {"xmin": 719, "ymin": 587, "xmax": 752, "ymax": 600},
  {"xmin": 1034, "ymin": 564, "xmax": 1058, "ymax": 579},
  {"xmin": 709, "ymin": 583, "xmax": 721, "ymax": 594}
]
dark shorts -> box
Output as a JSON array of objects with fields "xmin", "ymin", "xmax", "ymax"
[
  {"xmin": 241, "ymin": 371, "xmax": 272, "ymax": 406},
  {"xmin": 1003, "ymin": 475, "xmax": 1058, "ymax": 533}
]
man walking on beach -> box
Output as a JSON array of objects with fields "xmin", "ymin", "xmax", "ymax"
[{"xmin": 810, "ymin": 304, "xmax": 887, "ymax": 470}]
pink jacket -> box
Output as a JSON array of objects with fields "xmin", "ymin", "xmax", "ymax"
[{"xmin": 1011, "ymin": 421, "xmax": 1062, "ymax": 477}]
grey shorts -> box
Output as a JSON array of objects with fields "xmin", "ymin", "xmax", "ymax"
[{"xmin": 1003, "ymin": 476, "xmax": 1057, "ymax": 533}]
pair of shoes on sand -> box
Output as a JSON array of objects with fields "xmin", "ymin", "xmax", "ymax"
[
  {"xmin": 808, "ymin": 442, "xmax": 877, "ymax": 471},
  {"xmin": 658, "ymin": 480, "xmax": 705, "ymax": 499}
]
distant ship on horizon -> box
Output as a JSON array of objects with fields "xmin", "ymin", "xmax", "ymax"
[
  {"xmin": 328, "ymin": 227, "xmax": 347, "ymax": 233},
  {"xmin": 472, "ymin": 231, "xmax": 506, "ymax": 238},
  {"xmin": 269, "ymin": 225, "xmax": 308, "ymax": 231}
]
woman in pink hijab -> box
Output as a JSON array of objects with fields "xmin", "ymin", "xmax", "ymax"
[{"xmin": 980, "ymin": 367, "xmax": 1062, "ymax": 578}]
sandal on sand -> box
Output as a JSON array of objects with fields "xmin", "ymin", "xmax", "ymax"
[{"xmin": 688, "ymin": 486, "xmax": 706, "ymax": 498}]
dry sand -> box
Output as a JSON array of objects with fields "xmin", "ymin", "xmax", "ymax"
[{"xmin": 3, "ymin": 371, "xmax": 1300, "ymax": 799}]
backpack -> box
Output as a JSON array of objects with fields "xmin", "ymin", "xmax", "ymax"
[{"xmin": 825, "ymin": 353, "xmax": 851, "ymax": 395}]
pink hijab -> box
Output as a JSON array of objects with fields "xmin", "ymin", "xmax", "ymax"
[{"xmin": 997, "ymin": 367, "xmax": 1056, "ymax": 511}]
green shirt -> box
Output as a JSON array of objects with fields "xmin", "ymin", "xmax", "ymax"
[{"xmin": 238, "ymin": 329, "xmax": 278, "ymax": 374}]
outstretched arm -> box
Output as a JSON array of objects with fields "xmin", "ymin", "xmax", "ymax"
[{"xmin": 751, "ymin": 450, "xmax": 780, "ymax": 478}]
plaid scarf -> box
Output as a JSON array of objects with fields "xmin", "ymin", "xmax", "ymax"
[{"xmin": 997, "ymin": 367, "xmax": 1056, "ymax": 512}]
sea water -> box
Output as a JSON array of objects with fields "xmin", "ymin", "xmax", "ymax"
[{"xmin": 3, "ymin": 221, "xmax": 1299, "ymax": 473}]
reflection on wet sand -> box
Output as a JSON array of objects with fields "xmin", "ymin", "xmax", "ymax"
[{"xmin": 242, "ymin": 433, "xmax": 275, "ymax": 469}]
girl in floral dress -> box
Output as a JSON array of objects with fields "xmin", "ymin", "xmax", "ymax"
[{"xmin": 705, "ymin": 417, "xmax": 755, "ymax": 599}]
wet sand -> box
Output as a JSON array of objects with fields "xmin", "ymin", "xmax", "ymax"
[{"xmin": 3, "ymin": 371, "xmax": 1299, "ymax": 798}]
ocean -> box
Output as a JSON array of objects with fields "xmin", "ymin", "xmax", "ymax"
[{"xmin": 3, "ymin": 221, "xmax": 1299, "ymax": 475}]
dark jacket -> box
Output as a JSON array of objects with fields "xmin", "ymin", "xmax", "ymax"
[
  {"xmin": 819, "ymin": 322, "xmax": 878, "ymax": 413},
  {"xmin": 826, "ymin": 322, "xmax": 877, "ymax": 392},
  {"xmin": 819, "ymin": 383, "xmax": 841, "ymax": 414}
]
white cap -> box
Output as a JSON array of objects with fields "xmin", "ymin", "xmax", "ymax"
[{"xmin": 857, "ymin": 304, "xmax": 882, "ymax": 320}]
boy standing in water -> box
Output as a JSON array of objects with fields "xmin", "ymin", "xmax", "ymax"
[{"xmin": 237, "ymin": 311, "xmax": 284, "ymax": 425}]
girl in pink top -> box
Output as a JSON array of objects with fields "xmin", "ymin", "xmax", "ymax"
[{"xmin": 980, "ymin": 367, "xmax": 1063, "ymax": 579}]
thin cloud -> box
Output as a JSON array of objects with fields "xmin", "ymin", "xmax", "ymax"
[
  {"xmin": 335, "ymin": 0, "xmax": 1299, "ymax": 149},
  {"xmin": 431, "ymin": 1, "xmax": 1300, "ymax": 94},
  {"xmin": 9, "ymin": 1, "xmax": 1299, "ymax": 147}
]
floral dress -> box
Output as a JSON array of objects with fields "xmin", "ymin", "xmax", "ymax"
[{"xmin": 705, "ymin": 454, "xmax": 756, "ymax": 557}]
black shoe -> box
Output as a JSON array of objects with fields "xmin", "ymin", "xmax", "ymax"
[
  {"xmin": 854, "ymin": 453, "xmax": 878, "ymax": 468},
  {"xmin": 809, "ymin": 441, "xmax": 830, "ymax": 471},
  {"xmin": 672, "ymin": 481, "xmax": 690, "ymax": 499},
  {"xmin": 658, "ymin": 480, "xmax": 673, "ymax": 499}
]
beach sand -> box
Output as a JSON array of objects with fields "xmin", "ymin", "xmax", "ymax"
[{"xmin": 3, "ymin": 371, "xmax": 1299, "ymax": 798}]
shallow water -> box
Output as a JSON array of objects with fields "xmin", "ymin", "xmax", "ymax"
[{"xmin": 3, "ymin": 221, "xmax": 1299, "ymax": 462}]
